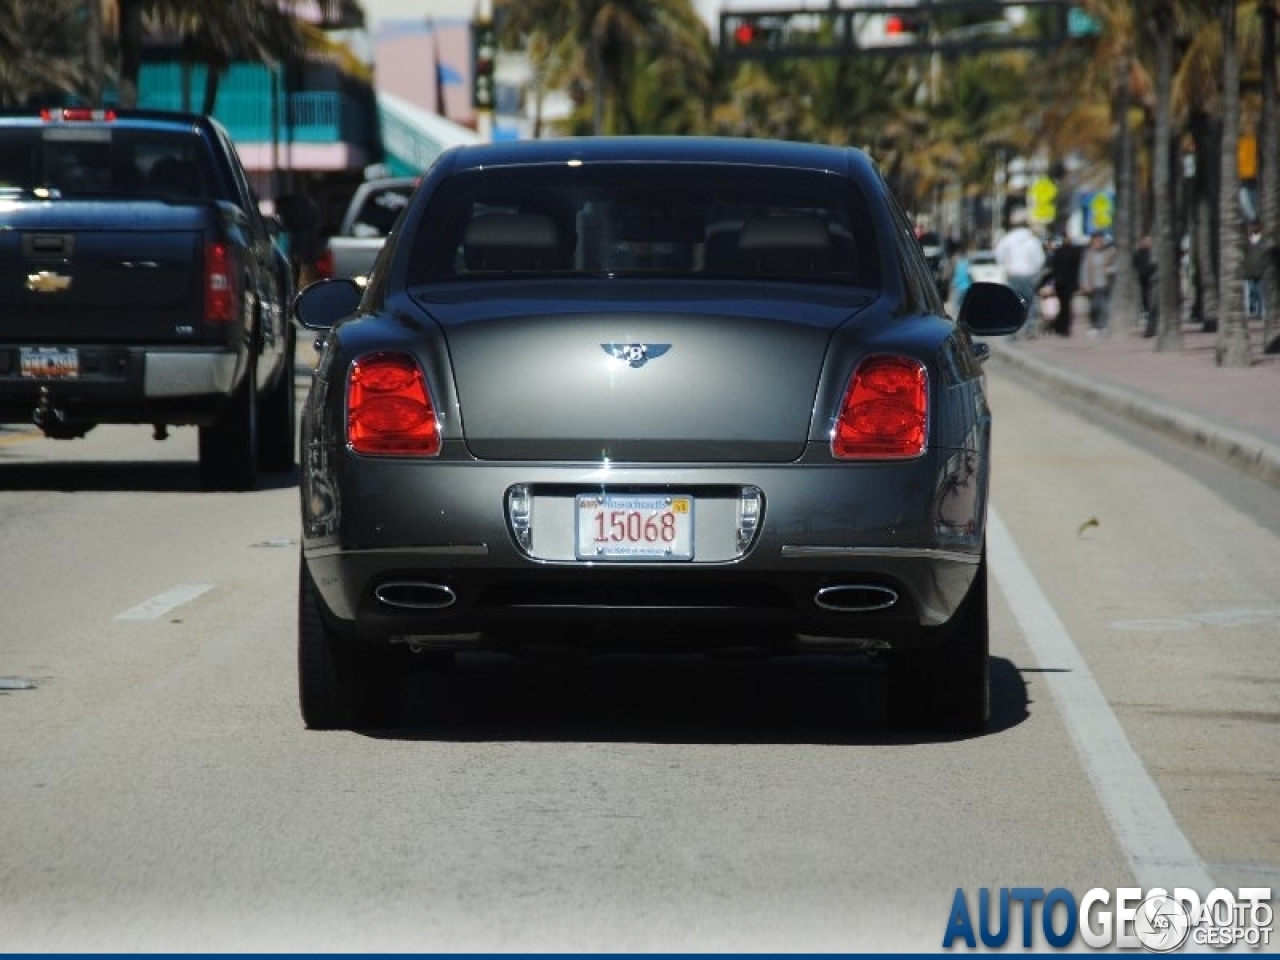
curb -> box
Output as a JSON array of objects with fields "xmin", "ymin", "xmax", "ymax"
[{"xmin": 987, "ymin": 342, "xmax": 1280, "ymax": 493}]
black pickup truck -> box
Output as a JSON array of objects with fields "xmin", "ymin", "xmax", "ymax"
[{"xmin": 0, "ymin": 107, "xmax": 296, "ymax": 490}]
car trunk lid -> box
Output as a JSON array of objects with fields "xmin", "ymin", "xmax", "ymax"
[{"xmin": 427, "ymin": 288, "xmax": 865, "ymax": 463}]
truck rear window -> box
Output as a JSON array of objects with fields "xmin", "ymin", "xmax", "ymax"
[{"xmin": 0, "ymin": 127, "xmax": 213, "ymax": 200}]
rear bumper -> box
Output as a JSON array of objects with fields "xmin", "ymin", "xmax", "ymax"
[
  {"xmin": 301, "ymin": 453, "xmax": 988, "ymax": 652},
  {"xmin": 0, "ymin": 345, "xmax": 243, "ymax": 426},
  {"xmin": 304, "ymin": 544, "xmax": 980, "ymax": 654}
]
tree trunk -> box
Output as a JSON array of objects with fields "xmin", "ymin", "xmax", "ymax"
[
  {"xmin": 1109, "ymin": 52, "xmax": 1141, "ymax": 337},
  {"xmin": 201, "ymin": 64, "xmax": 221, "ymax": 116},
  {"xmin": 1153, "ymin": 0, "xmax": 1182, "ymax": 351},
  {"xmin": 1190, "ymin": 113, "xmax": 1221, "ymax": 332},
  {"xmin": 116, "ymin": 0, "xmax": 144, "ymax": 108},
  {"xmin": 1217, "ymin": 0, "xmax": 1253, "ymax": 366},
  {"xmin": 85, "ymin": 0, "xmax": 104, "ymax": 105},
  {"xmin": 1261, "ymin": 0, "xmax": 1280, "ymax": 353}
]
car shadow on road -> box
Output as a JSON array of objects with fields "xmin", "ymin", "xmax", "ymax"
[
  {"xmin": 0, "ymin": 460, "xmax": 299, "ymax": 492},
  {"xmin": 366, "ymin": 652, "xmax": 1030, "ymax": 746}
]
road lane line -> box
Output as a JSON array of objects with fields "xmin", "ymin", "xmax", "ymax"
[
  {"xmin": 115, "ymin": 583, "xmax": 214, "ymax": 621},
  {"xmin": 988, "ymin": 506, "xmax": 1217, "ymax": 892}
]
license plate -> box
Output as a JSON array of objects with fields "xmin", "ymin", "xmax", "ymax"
[
  {"xmin": 20, "ymin": 347, "xmax": 79, "ymax": 379},
  {"xmin": 575, "ymin": 493, "xmax": 694, "ymax": 560}
]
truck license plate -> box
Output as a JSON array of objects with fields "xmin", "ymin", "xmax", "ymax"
[
  {"xmin": 20, "ymin": 347, "xmax": 79, "ymax": 379},
  {"xmin": 575, "ymin": 494, "xmax": 694, "ymax": 560}
]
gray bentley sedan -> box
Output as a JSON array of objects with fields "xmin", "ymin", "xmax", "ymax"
[{"xmin": 292, "ymin": 136, "xmax": 1025, "ymax": 733}]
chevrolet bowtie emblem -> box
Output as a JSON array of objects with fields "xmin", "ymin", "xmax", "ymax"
[{"xmin": 26, "ymin": 271, "xmax": 72, "ymax": 294}]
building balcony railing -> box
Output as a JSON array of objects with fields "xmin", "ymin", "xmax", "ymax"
[{"xmin": 137, "ymin": 61, "xmax": 378, "ymax": 158}]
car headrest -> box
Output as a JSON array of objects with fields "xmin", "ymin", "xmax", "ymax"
[
  {"xmin": 738, "ymin": 215, "xmax": 831, "ymax": 251},
  {"xmin": 463, "ymin": 213, "xmax": 564, "ymax": 271}
]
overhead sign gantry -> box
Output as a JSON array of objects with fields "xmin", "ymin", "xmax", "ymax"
[{"xmin": 719, "ymin": 0, "xmax": 1081, "ymax": 60}]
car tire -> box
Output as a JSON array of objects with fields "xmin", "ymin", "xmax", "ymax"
[
  {"xmin": 298, "ymin": 558, "xmax": 405, "ymax": 730},
  {"xmin": 257, "ymin": 335, "xmax": 297, "ymax": 473},
  {"xmin": 198, "ymin": 357, "xmax": 259, "ymax": 491},
  {"xmin": 886, "ymin": 552, "xmax": 990, "ymax": 735}
]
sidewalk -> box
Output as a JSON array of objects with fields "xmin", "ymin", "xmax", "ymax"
[{"xmin": 987, "ymin": 317, "xmax": 1280, "ymax": 491}]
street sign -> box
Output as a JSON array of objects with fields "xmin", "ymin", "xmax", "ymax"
[
  {"xmin": 1080, "ymin": 190, "xmax": 1114, "ymax": 235},
  {"xmin": 1027, "ymin": 176, "xmax": 1057, "ymax": 224}
]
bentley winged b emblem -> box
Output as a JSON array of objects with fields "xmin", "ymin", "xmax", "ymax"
[{"xmin": 602, "ymin": 342, "xmax": 671, "ymax": 369}]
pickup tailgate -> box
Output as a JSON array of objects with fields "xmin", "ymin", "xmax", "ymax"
[{"xmin": 0, "ymin": 201, "xmax": 208, "ymax": 343}]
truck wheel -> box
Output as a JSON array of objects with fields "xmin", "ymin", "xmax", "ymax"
[
  {"xmin": 257, "ymin": 336, "xmax": 296, "ymax": 472},
  {"xmin": 886, "ymin": 553, "xmax": 990, "ymax": 735},
  {"xmin": 298, "ymin": 558, "xmax": 405, "ymax": 730},
  {"xmin": 198, "ymin": 360, "xmax": 258, "ymax": 491}
]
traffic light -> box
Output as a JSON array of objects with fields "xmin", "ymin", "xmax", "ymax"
[
  {"xmin": 882, "ymin": 11, "xmax": 925, "ymax": 41},
  {"xmin": 723, "ymin": 14, "xmax": 784, "ymax": 53},
  {"xmin": 471, "ymin": 20, "xmax": 496, "ymax": 111},
  {"xmin": 884, "ymin": 14, "xmax": 913, "ymax": 36}
]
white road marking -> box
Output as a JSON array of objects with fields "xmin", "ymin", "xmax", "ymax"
[
  {"xmin": 115, "ymin": 583, "xmax": 215, "ymax": 621},
  {"xmin": 987, "ymin": 507, "xmax": 1217, "ymax": 892}
]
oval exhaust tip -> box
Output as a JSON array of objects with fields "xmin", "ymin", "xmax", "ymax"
[
  {"xmin": 814, "ymin": 584, "xmax": 899, "ymax": 612},
  {"xmin": 374, "ymin": 581, "xmax": 457, "ymax": 610}
]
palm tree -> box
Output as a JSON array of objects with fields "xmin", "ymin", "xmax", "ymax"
[
  {"xmin": 1045, "ymin": 0, "xmax": 1150, "ymax": 333},
  {"xmin": 1076, "ymin": 0, "xmax": 1148, "ymax": 337},
  {"xmin": 115, "ymin": 0, "xmax": 305, "ymax": 113},
  {"xmin": 1256, "ymin": 0, "xmax": 1280, "ymax": 353},
  {"xmin": 1176, "ymin": 4, "xmax": 1229, "ymax": 334},
  {"xmin": 499, "ymin": 0, "xmax": 711, "ymax": 136},
  {"xmin": 0, "ymin": 0, "xmax": 89, "ymax": 107},
  {"xmin": 1150, "ymin": 0, "xmax": 1183, "ymax": 351},
  {"xmin": 1217, "ymin": 0, "xmax": 1253, "ymax": 366}
]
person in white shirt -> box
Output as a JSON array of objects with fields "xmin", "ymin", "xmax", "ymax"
[{"xmin": 994, "ymin": 208, "xmax": 1046, "ymax": 334}]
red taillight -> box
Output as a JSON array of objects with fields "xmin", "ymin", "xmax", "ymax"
[
  {"xmin": 40, "ymin": 107, "xmax": 116, "ymax": 122},
  {"xmin": 347, "ymin": 352, "xmax": 441, "ymax": 456},
  {"xmin": 314, "ymin": 247, "xmax": 334, "ymax": 280},
  {"xmin": 203, "ymin": 241, "xmax": 236, "ymax": 323},
  {"xmin": 831, "ymin": 355, "xmax": 928, "ymax": 459}
]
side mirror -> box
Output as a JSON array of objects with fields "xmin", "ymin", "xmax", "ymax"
[
  {"xmin": 292, "ymin": 277, "xmax": 362, "ymax": 332},
  {"xmin": 957, "ymin": 281, "xmax": 1026, "ymax": 337}
]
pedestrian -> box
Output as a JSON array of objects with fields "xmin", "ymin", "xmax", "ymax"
[
  {"xmin": 1244, "ymin": 221, "xmax": 1266, "ymax": 318},
  {"xmin": 947, "ymin": 239, "xmax": 973, "ymax": 314},
  {"xmin": 994, "ymin": 208, "xmax": 1046, "ymax": 336},
  {"xmin": 1047, "ymin": 235, "xmax": 1082, "ymax": 336},
  {"xmin": 275, "ymin": 191, "xmax": 321, "ymax": 287},
  {"xmin": 1078, "ymin": 231, "xmax": 1116, "ymax": 335},
  {"xmin": 1134, "ymin": 233, "xmax": 1157, "ymax": 337}
]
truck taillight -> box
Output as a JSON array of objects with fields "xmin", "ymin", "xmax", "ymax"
[
  {"xmin": 40, "ymin": 107, "xmax": 117, "ymax": 122},
  {"xmin": 347, "ymin": 352, "xmax": 441, "ymax": 456},
  {"xmin": 314, "ymin": 247, "xmax": 334, "ymax": 280},
  {"xmin": 203, "ymin": 242, "xmax": 237, "ymax": 324},
  {"xmin": 831, "ymin": 355, "xmax": 928, "ymax": 459}
]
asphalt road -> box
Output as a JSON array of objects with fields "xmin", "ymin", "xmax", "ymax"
[{"xmin": 0, "ymin": 367, "xmax": 1276, "ymax": 952}]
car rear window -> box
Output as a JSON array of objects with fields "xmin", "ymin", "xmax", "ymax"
[{"xmin": 405, "ymin": 164, "xmax": 882, "ymax": 287}]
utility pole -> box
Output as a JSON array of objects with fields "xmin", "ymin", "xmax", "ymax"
[{"xmin": 472, "ymin": 0, "xmax": 495, "ymax": 143}]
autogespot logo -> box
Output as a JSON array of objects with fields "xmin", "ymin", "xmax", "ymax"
[
  {"xmin": 1134, "ymin": 894, "xmax": 1192, "ymax": 952},
  {"xmin": 942, "ymin": 886, "xmax": 1274, "ymax": 951}
]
